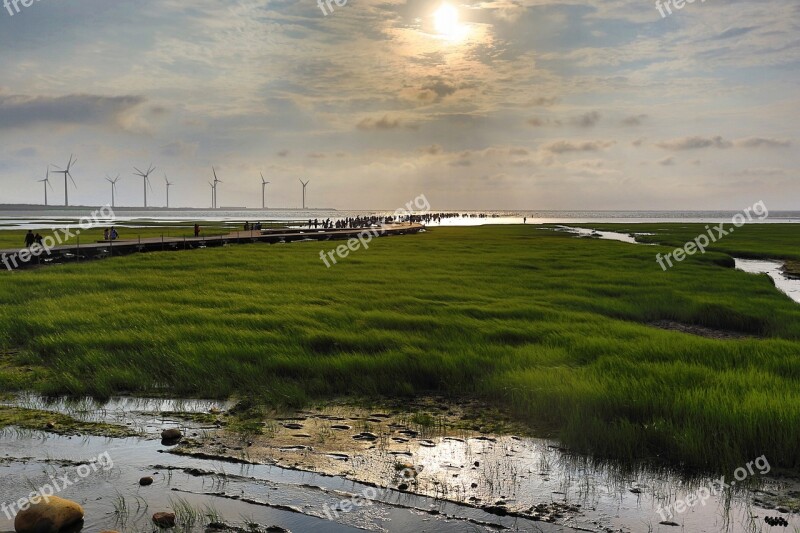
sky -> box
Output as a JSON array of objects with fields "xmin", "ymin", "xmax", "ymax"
[{"xmin": 0, "ymin": 0, "xmax": 797, "ymax": 210}]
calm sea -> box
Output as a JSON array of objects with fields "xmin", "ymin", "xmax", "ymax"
[{"xmin": 0, "ymin": 208, "xmax": 798, "ymax": 230}]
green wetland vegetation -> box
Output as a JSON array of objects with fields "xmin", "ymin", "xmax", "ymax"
[{"xmin": 1, "ymin": 224, "xmax": 799, "ymax": 474}]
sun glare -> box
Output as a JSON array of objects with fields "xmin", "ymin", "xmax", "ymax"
[{"xmin": 434, "ymin": 3, "xmax": 465, "ymax": 40}]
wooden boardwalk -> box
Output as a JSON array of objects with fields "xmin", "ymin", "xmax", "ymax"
[{"xmin": 1, "ymin": 223, "xmax": 426, "ymax": 271}]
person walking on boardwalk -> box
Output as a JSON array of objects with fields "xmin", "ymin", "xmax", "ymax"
[
  {"xmin": 24, "ymin": 230, "xmax": 35, "ymax": 248},
  {"xmin": 104, "ymin": 228, "xmax": 110, "ymax": 240},
  {"xmin": 34, "ymin": 233, "xmax": 43, "ymax": 246},
  {"xmin": 110, "ymin": 227, "xmax": 119, "ymax": 241},
  {"xmin": 194, "ymin": 224, "xmax": 200, "ymax": 237}
]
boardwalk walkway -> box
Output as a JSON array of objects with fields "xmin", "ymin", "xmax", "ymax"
[{"xmin": 1, "ymin": 223, "xmax": 425, "ymax": 271}]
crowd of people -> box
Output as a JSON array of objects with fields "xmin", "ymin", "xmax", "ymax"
[
  {"xmin": 305, "ymin": 216, "xmax": 389, "ymax": 229},
  {"xmin": 412, "ymin": 212, "xmax": 502, "ymax": 224},
  {"xmin": 300, "ymin": 212, "xmax": 505, "ymax": 229}
]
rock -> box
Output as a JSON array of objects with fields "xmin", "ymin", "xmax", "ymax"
[
  {"xmin": 482, "ymin": 505, "xmax": 508, "ymax": 516},
  {"xmin": 331, "ymin": 424, "xmax": 351, "ymax": 430},
  {"xmin": 45, "ymin": 421, "xmax": 56, "ymax": 430},
  {"xmin": 14, "ymin": 495, "xmax": 84, "ymax": 533},
  {"xmin": 659, "ymin": 521, "xmax": 680, "ymax": 526},
  {"xmin": 152, "ymin": 512, "xmax": 176, "ymax": 528},
  {"xmin": 352, "ymin": 432, "xmax": 378, "ymax": 441},
  {"xmin": 139, "ymin": 476, "xmax": 154, "ymax": 486},
  {"xmin": 282, "ymin": 423, "xmax": 304, "ymax": 430},
  {"xmin": 161, "ymin": 428, "xmax": 182, "ymax": 441}
]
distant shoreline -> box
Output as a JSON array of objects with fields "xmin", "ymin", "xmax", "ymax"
[{"xmin": 0, "ymin": 204, "xmax": 337, "ymax": 212}]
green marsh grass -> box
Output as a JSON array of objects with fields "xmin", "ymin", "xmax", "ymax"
[{"xmin": 1, "ymin": 225, "xmax": 800, "ymax": 472}]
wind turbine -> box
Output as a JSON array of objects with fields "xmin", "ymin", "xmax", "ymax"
[
  {"xmin": 37, "ymin": 166, "xmax": 53, "ymax": 206},
  {"xmin": 212, "ymin": 167, "xmax": 222, "ymax": 209},
  {"xmin": 208, "ymin": 181, "xmax": 216, "ymax": 209},
  {"xmin": 133, "ymin": 164, "xmax": 155, "ymax": 207},
  {"xmin": 51, "ymin": 155, "xmax": 77, "ymax": 207},
  {"xmin": 260, "ymin": 173, "xmax": 270, "ymax": 209},
  {"xmin": 105, "ymin": 174, "xmax": 121, "ymax": 208},
  {"xmin": 164, "ymin": 174, "xmax": 174, "ymax": 208},
  {"xmin": 299, "ymin": 179, "xmax": 309, "ymax": 209}
]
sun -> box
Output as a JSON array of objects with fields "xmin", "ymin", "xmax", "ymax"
[{"xmin": 434, "ymin": 3, "xmax": 464, "ymax": 40}]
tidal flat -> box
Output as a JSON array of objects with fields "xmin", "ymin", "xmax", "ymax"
[{"xmin": 1, "ymin": 223, "xmax": 800, "ymax": 531}]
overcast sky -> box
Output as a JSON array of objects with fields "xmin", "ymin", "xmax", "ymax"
[{"xmin": 0, "ymin": 0, "xmax": 797, "ymax": 210}]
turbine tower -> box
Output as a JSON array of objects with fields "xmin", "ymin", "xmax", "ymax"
[
  {"xmin": 299, "ymin": 179, "xmax": 309, "ymax": 210},
  {"xmin": 105, "ymin": 174, "xmax": 121, "ymax": 208},
  {"xmin": 164, "ymin": 174, "xmax": 174, "ymax": 208},
  {"xmin": 261, "ymin": 173, "xmax": 270, "ymax": 209},
  {"xmin": 133, "ymin": 164, "xmax": 156, "ymax": 208},
  {"xmin": 51, "ymin": 155, "xmax": 77, "ymax": 207},
  {"xmin": 211, "ymin": 167, "xmax": 222, "ymax": 209},
  {"xmin": 37, "ymin": 166, "xmax": 53, "ymax": 206}
]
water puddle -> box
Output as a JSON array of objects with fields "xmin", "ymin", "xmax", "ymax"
[
  {"xmin": 545, "ymin": 225, "xmax": 654, "ymax": 245},
  {"xmin": 735, "ymin": 259, "xmax": 800, "ymax": 304},
  {"xmin": 0, "ymin": 396, "xmax": 798, "ymax": 532}
]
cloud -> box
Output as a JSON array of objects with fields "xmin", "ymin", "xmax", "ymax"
[
  {"xmin": 656, "ymin": 136, "xmax": 792, "ymax": 150},
  {"xmin": 655, "ymin": 136, "xmax": 732, "ymax": 151},
  {"xmin": 527, "ymin": 117, "xmax": 550, "ymax": 127},
  {"xmin": 712, "ymin": 26, "xmax": 759, "ymax": 40},
  {"xmin": 417, "ymin": 77, "xmax": 459, "ymax": 102},
  {"xmin": 14, "ymin": 147, "xmax": 38, "ymax": 158},
  {"xmin": 658, "ymin": 156, "xmax": 675, "ymax": 166},
  {"xmin": 419, "ymin": 144, "xmax": 443, "ymax": 155},
  {"xmin": 0, "ymin": 94, "xmax": 144, "ymax": 129},
  {"xmin": 734, "ymin": 137, "xmax": 792, "ymax": 148},
  {"xmin": 277, "ymin": 150, "xmax": 289, "ymax": 157},
  {"xmin": 149, "ymin": 105, "xmax": 169, "ymax": 116},
  {"xmin": 542, "ymin": 140, "xmax": 616, "ymax": 154},
  {"xmin": 160, "ymin": 141, "xmax": 197, "ymax": 158},
  {"xmin": 357, "ymin": 115, "xmax": 410, "ymax": 131},
  {"xmin": 733, "ymin": 167, "xmax": 788, "ymax": 177},
  {"xmin": 621, "ymin": 114, "xmax": 647, "ymax": 127},
  {"xmin": 528, "ymin": 112, "xmax": 601, "ymax": 128},
  {"xmin": 527, "ymin": 97, "xmax": 559, "ymax": 107},
  {"xmin": 571, "ymin": 111, "xmax": 601, "ymax": 128}
]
